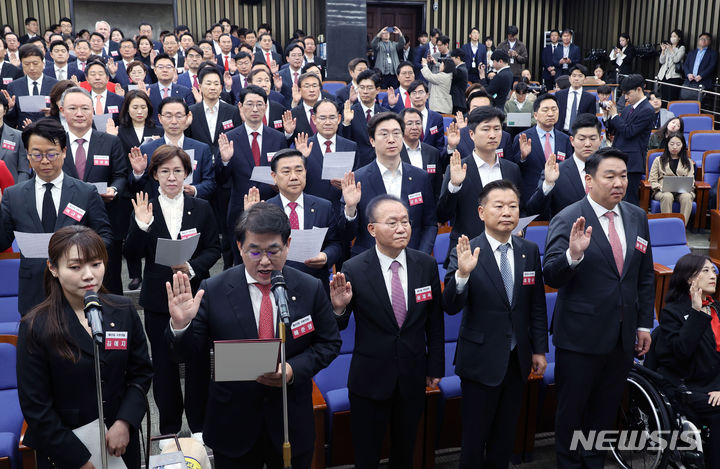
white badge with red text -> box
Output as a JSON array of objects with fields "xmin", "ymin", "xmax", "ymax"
[
  {"xmin": 429, "ymin": 125, "xmax": 439, "ymax": 135},
  {"xmin": 45, "ymin": 96, "xmax": 51, "ymax": 105},
  {"xmin": 496, "ymin": 148, "xmax": 504, "ymax": 158},
  {"xmin": 1, "ymin": 139, "xmax": 15, "ymax": 151},
  {"xmin": 62, "ymin": 203, "xmax": 85, "ymax": 221},
  {"xmin": 222, "ymin": 119, "xmax": 234, "ymax": 130},
  {"xmin": 291, "ymin": 315, "xmax": 315, "ymax": 338},
  {"xmin": 110, "ymin": 50, "xmax": 118, "ymax": 57},
  {"xmin": 415, "ymin": 286, "xmax": 433, "ymax": 303},
  {"xmin": 523, "ymin": 271, "xmax": 536, "ymax": 285},
  {"xmin": 107, "ymin": 105, "xmax": 119, "ymax": 114},
  {"xmin": 273, "ymin": 119, "xmax": 283, "ymax": 129},
  {"xmin": 426, "ymin": 164, "xmax": 436, "ymax": 174},
  {"xmin": 556, "ymin": 151, "xmax": 566, "ymax": 161},
  {"xmin": 105, "ymin": 331, "xmax": 127, "ymax": 350},
  {"xmin": 266, "ymin": 152, "xmax": 276, "ymax": 162},
  {"xmin": 635, "ymin": 236, "xmax": 648, "ymax": 253},
  {"xmin": 408, "ymin": 192, "xmax": 423, "ymax": 206},
  {"xmin": 180, "ymin": 228, "xmax": 198, "ymax": 240},
  {"xmin": 192, "ymin": 160, "xmax": 198, "ymax": 171},
  {"xmin": 2, "ymin": 77, "xmax": 11, "ymax": 85},
  {"xmin": 93, "ymin": 155, "xmax": 110, "ymax": 166}
]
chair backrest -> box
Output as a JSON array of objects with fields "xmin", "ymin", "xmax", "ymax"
[
  {"xmin": 444, "ymin": 311, "xmax": 462, "ymax": 342},
  {"xmin": 0, "ymin": 342, "xmax": 16, "ymax": 390},
  {"xmin": 444, "ymin": 341, "xmax": 457, "ymax": 377},
  {"xmin": 646, "ymin": 149, "xmax": 664, "ymax": 177},
  {"xmin": 0, "ymin": 259, "xmax": 19, "ymax": 297},
  {"xmin": 339, "ymin": 314, "xmax": 355, "ymax": 354},
  {"xmin": 702, "ymin": 150, "xmax": 720, "ymax": 191},
  {"xmin": 322, "ymin": 80, "xmax": 347, "ymax": 96},
  {"xmin": 525, "ymin": 222, "xmax": 549, "ymax": 257},
  {"xmin": 0, "ymin": 297, "xmax": 19, "ymax": 323},
  {"xmin": 545, "ymin": 292, "xmax": 557, "ymax": 361},
  {"xmin": 647, "ymin": 214, "xmax": 691, "ymax": 268},
  {"xmin": 680, "ymin": 114, "xmax": 714, "ymax": 139},
  {"xmin": 689, "ymin": 130, "xmax": 720, "ymax": 166},
  {"xmin": 442, "ymin": 116, "xmax": 454, "ymax": 133},
  {"xmin": 314, "ymin": 353, "xmax": 352, "ymax": 396},
  {"xmin": 376, "ymin": 90, "xmax": 388, "ymax": 104},
  {"xmin": 668, "ymin": 100, "xmax": 701, "ymax": 116},
  {"xmin": 433, "ymin": 232, "xmax": 450, "ymax": 264}
]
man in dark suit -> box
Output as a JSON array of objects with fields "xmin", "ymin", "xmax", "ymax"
[
  {"xmin": 18, "ymin": 17, "xmax": 39, "ymax": 45},
  {"xmin": 339, "ymin": 70, "xmax": 390, "ymax": 168},
  {"xmin": 6, "ymin": 44, "xmax": 58, "ymax": 128},
  {"xmin": 461, "ymin": 27, "xmax": 487, "ymax": 83},
  {"xmin": 444, "ymin": 179, "xmax": 547, "ymax": 468},
  {"xmin": 60, "ymin": 87, "xmax": 127, "ymax": 294},
  {"xmin": 214, "ymin": 33, "xmax": 235, "ymax": 73},
  {"xmin": 45, "ymin": 40, "xmax": 85, "ymax": 82},
  {"xmin": 450, "ymin": 49, "xmax": 469, "ymax": 114},
  {"xmin": 342, "ymin": 112, "xmax": 437, "ymax": 256},
  {"xmin": 302, "ymin": 36, "xmax": 326, "ymax": 74},
  {"xmin": 0, "ymin": 94, "xmax": 29, "ymax": 182},
  {"xmin": 437, "ymin": 106, "xmax": 522, "ymax": 261},
  {"xmin": 403, "ymin": 80, "xmax": 445, "ymax": 152},
  {"xmin": 544, "ymin": 147, "xmax": 654, "ymax": 468},
  {"xmin": 553, "ymin": 29, "xmax": 582, "ymax": 76},
  {"xmin": 484, "ymin": 49, "xmax": 514, "ymax": 109},
  {"xmin": 85, "ymin": 60, "xmax": 124, "ymax": 116},
  {"xmin": 255, "ymin": 33, "xmax": 282, "ymax": 67},
  {"xmin": 329, "ymin": 194, "xmax": 444, "ymax": 469},
  {"xmin": 527, "ymin": 113, "xmax": 602, "ymax": 219},
  {"xmin": 165, "ymin": 202, "xmax": 341, "ymax": 468},
  {"xmin": 148, "ymin": 54, "xmax": 195, "ymax": 122},
  {"xmin": 603, "ymin": 74, "xmax": 655, "ymax": 205},
  {"xmin": 334, "ymin": 58, "xmax": 368, "ymax": 104},
  {"xmin": 228, "ymin": 52, "xmax": 254, "ymax": 102},
  {"xmin": 279, "ymin": 43, "xmax": 306, "ymax": 108},
  {"xmin": 0, "ymin": 40, "xmax": 22, "ymax": 91},
  {"xmin": 0, "ymin": 119, "xmax": 112, "ymax": 315},
  {"xmin": 384, "ymin": 61, "xmax": 415, "ymax": 112},
  {"xmin": 176, "ymin": 46, "xmax": 204, "ymax": 91},
  {"xmin": 453, "ymin": 90, "xmax": 513, "ymax": 159},
  {"xmin": 287, "ymin": 72, "xmax": 322, "ymax": 141},
  {"xmin": 554, "ymin": 65, "xmax": 597, "ymax": 134},
  {"xmin": 400, "ymin": 107, "xmax": 443, "ymax": 200},
  {"xmin": 162, "ymin": 33, "xmax": 185, "ymax": 73},
  {"xmin": 246, "ymin": 68, "xmax": 288, "ymax": 132},
  {"xmin": 541, "ymin": 30, "xmax": 560, "ymax": 89},
  {"xmin": 509, "ymin": 94, "xmax": 573, "ymax": 205},
  {"xmin": 682, "ymin": 32, "xmax": 719, "ymax": 92}
]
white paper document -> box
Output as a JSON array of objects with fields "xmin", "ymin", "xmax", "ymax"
[
  {"xmin": 93, "ymin": 113, "xmax": 113, "ymax": 132},
  {"xmin": 514, "ymin": 214, "xmax": 539, "ymax": 236},
  {"xmin": 250, "ymin": 166, "xmax": 275, "ymax": 185},
  {"xmin": 321, "ymin": 152, "xmax": 355, "ymax": 180},
  {"xmin": 18, "ymin": 95, "xmax": 49, "ymax": 112},
  {"xmin": 214, "ymin": 339, "xmax": 281, "ymax": 381},
  {"xmin": 91, "ymin": 182, "xmax": 108, "ymax": 194},
  {"xmin": 72, "ymin": 419, "xmax": 127, "ymax": 469},
  {"xmin": 155, "ymin": 234, "xmax": 200, "ymax": 266},
  {"xmin": 286, "ymin": 227, "xmax": 328, "ymax": 263},
  {"xmin": 13, "ymin": 232, "xmax": 53, "ymax": 258}
]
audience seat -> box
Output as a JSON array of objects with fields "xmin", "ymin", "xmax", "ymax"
[
  {"xmin": 648, "ymin": 213, "xmax": 691, "ymax": 312},
  {"xmin": 376, "ymin": 90, "xmax": 388, "ymax": 105},
  {"xmin": 321, "ymin": 80, "xmax": 347, "ymax": 96},
  {"xmin": 0, "ymin": 336, "xmax": 23, "ymax": 469},
  {"xmin": 667, "ymin": 100, "xmax": 701, "ymax": 117},
  {"xmin": 689, "ymin": 130, "xmax": 720, "ymax": 168},
  {"xmin": 0, "ymin": 260, "xmax": 20, "ymax": 337},
  {"xmin": 679, "ymin": 113, "xmax": 714, "ymax": 142},
  {"xmin": 433, "ymin": 232, "xmax": 450, "ymax": 283}
]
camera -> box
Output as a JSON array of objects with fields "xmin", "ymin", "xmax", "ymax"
[
  {"xmin": 599, "ymin": 100, "xmax": 612, "ymax": 110},
  {"xmin": 386, "ymin": 27, "xmax": 394, "ymax": 33}
]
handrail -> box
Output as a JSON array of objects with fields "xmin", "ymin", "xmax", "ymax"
[{"xmin": 645, "ymin": 78, "xmax": 720, "ymax": 120}]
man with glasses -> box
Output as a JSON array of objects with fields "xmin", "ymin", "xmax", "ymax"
[
  {"xmin": 279, "ymin": 43, "xmax": 305, "ymax": 107},
  {"xmin": 177, "ymin": 46, "xmax": 204, "ymax": 91},
  {"xmin": 287, "ymin": 72, "xmax": 322, "ymax": 141},
  {"xmin": 399, "ymin": 107, "xmax": 442, "ymax": 200},
  {"xmin": 342, "ymin": 112, "xmax": 437, "ymax": 256},
  {"xmin": 384, "ymin": 61, "xmax": 415, "ymax": 111},
  {"xmin": 404, "ymin": 80, "xmax": 445, "ymax": 152},
  {"xmin": 228, "ymin": 52, "xmax": 255, "ymax": 103},
  {"xmin": 0, "ymin": 118, "xmax": 111, "ymax": 315},
  {"xmin": 6, "ymin": 44, "xmax": 57, "ymax": 127},
  {"xmin": 148, "ymin": 54, "xmax": 195, "ymax": 123}
]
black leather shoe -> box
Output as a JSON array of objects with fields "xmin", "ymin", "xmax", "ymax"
[{"xmin": 127, "ymin": 277, "xmax": 142, "ymax": 290}]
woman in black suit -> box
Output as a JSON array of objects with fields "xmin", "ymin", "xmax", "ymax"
[
  {"xmin": 17, "ymin": 226, "xmax": 152, "ymax": 469},
  {"xmin": 124, "ymin": 144, "xmax": 220, "ymax": 444},
  {"xmin": 609, "ymin": 32, "xmax": 636, "ymax": 80},
  {"xmin": 654, "ymin": 253, "xmax": 720, "ymax": 468}
]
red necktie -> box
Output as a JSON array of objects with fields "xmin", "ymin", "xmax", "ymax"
[
  {"xmin": 262, "ymin": 114, "xmax": 267, "ymax": 126},
  {"xmin": 544, "ymin": 133, "xmax": 552, "ymax": 160},
  {"xmin": 266, "ymin": 51, "xmax": 272, "ymax": 65},
  {"xmin": 309, "ymin": 110, "xmax": 317, "ymax": 134},
  {"xmin": 288, "ymin": 201, "xmax": 300, "ymax": 229},
  {"xmin": 75, "ymin": 138, "xmax": 87, "ymax": 180},
  {"xmin": 256, "ymin": 284, "xmax": 274, "ymax": 339},
  {"xmin": 251, "ymin": 131, "xmax": 261, "ymax": 166},
  {"xmin": 224, "ymin": 56, "xmax": 229, "ymax": 71},
  {"xmin": 605, "ymin": 211, "xmax": 624, "ymax": 275},
  {"xmin": 324, "ymin": 140, "xmax": 332, "ymax": 154},
  {"xmin": 404, "ymin": 92, "xmax": 411, "ymax": 108},
  {"xmin": 366, "ymin": 109, "xmax": 372, "ymax": 122},
  {"xmin": 192, "ymin": 74, "xmax": 199, "ymax": 89},
  {"xmin": 420, "ymin": 128, "xmax": 424, "ymax": 141}
]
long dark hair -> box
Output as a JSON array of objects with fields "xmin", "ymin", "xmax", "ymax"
[
  {"xmin": 49, "ymin": 80, "xmax": 77, "ymax": 117},
  {"xmin": 665, "ymin": 253, "xmax": 713, "ymax": 304},
  {"xmin": 660, "ymin": 132, "xmax": 691, "ymax": 171},
  {"xmin": 118, "ymin": 89, "xmax": 155, "ymax": 128},
  {"xmin": 22, "ymin": 226, "xmax": 109, "ymax": 362}
]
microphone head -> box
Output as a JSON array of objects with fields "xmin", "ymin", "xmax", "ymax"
[
  {"xmin": 270, "ymin": 270, "xmax": 286, "ymax": 290},
  {"xmin": 83, "ymin": 291, "xmax": 101, "ymax": 311}
]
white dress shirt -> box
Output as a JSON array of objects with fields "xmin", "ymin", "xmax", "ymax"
[
  {"xmin": 164, "ymin": 134, "xmax": 185, "ymax": 148},
  {"xmin": 26, "ymin": 75, "xmax": 44, "ymax": 95},
  {"xmin": 563, "ymin": 87, "xmax": 583, "ymax": 130},
  {"xmin": 133, "ymin": 125, "xmax": 145, "ymax": 144},
  {"xmin": 455, "ymin": 232, "xmax": 514, "ymax": 290},
  {"xmin": 203, "ymin": 100, "xmax": 219, "ymax": 142},
  {"xmin": 35, "ymin": 172, "xmax": 63, "ymax": 220},
  {"xmin": 405, "ymin": 141, "xmax": 424, "ymax": 169},
  {"xmin": 55, "ymin": 64, "xmax": 68, "ymax": 81},
  {"xmin": 280, "ymin": 192, "xmax": 305, "ymax": 229},
  {"xmin": 543, "ymin": 153, "xmax": 586, "ymax": 195},
  {"xmin": 245, "ymin": 122, "xmax": 263, "ymax": 152},
  {"xmin": 420, "ymin": 108, "xmax": 429, "ymax": 136},
  {"xmin": 376, "ymin": 159, "xmax": 403, "ymax": 198},
  {"xmin": 375, "ymin": 246, "xmax": 408, "ymax": 311},
  {"xmin": 302, "ymin": 101, "xmax": 314, "ymax": 129},
  {"xmin": 448, "ymin": 151, "xmax": 503, "ymax": 193},
  {"xmin": 320, "ymin": 135, "xmax": 336, "ymax": 154},
  {"xmin": 70, "ymin": 129, "xmax": 93, "ymax": 166},
  {"xmin": 359, "ymin": 101, "xmax": 375, "ymax": 120}
]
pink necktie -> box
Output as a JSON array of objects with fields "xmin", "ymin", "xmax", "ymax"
[
  {"xmin": 605, "ymin": 211, "xmax": 624, "ymax": 275},
  {"xmin": 390, "ymin": 261, "xmax": 406, "ymax": 328},
  {"xmin": 94, "ymin": 95, "xmax": 103, "ymax": 115},
  {"xmin": 293, "ymin": 72, "xmax": 298, "ymax": 85},
  {"xmin": 309, "ymin": 110, "xmax": 317, "ymax": 134},
  {"xmin": 543, "ymin": 132, "xmax": 552, "ymax": 160},
  {"xmin": 288, "ymin": 202, "xmax": 299, "ymax": 229},
  {"xmin": 256, "ymin": 284, "xmax": 274, "ymax": 338},
  {"xmin": 75, "ymin": 138, "xmax": 87, "ymax": 180},
  {"xmin": 163, "ymin": 87, "xmax": 170, "ymax": 98},
  {"xmin": 192, "ymin": 74, "xmax": 199, "ymax": 89}
]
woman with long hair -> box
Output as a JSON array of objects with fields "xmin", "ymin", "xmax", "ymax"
[
  {"xmin": 657, "ymin": 29, "xmax": 686, "ymax": 102},
  {"xmin": 420, "ymin": 57, "xmax": 455, "ymax": 114},
  {"xmin": 609, "ymin": 32, "xmax": 636, "ymax": 80},
  {"xmin": 648, "ymin": 132, "xmax": 695, "ymax": 224},
  {"xmin": 648, "ymin": 116, "xmax": 684, "ymax": 150},
  {"xmin": 17, "ymin": 226, "xmax": 152, "ymax": 469}
]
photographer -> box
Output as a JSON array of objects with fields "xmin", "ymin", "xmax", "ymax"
[
  {"xmin": 371, "ymin": 26, "xmax": 405, "ymax": 89},
  {"xmin": 657, "ymin": 30, "xmax": 686, "ymax": 102}
]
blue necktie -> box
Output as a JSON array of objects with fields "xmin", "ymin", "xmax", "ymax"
[
  {"xmin": 569, "ymin": 91, "xmax": 578, "ymax": 129},
  {"xmin": 498, "ymin": 243, "xmax": 513, "ymax": 304}
]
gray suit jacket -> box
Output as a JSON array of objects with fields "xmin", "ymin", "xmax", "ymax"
[{"xmin": 0, "ymin": 125, "xmax": 29, "ymax": 182}]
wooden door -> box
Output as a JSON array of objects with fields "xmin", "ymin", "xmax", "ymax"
[{"xmin": 367, "ymin": 3, "xmax": 421, "ymax": 48}]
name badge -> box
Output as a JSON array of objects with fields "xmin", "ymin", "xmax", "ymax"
[
  {"xmin": 635, "ymin": 236, "xmax": 648, "ymax": 253},
  {"xmin": 107, "ymin": 105, "xmax": 119, "ymax": 114},
  {"xmin": 180, "ymin": 228, "xmax": 198, "ymax": 239},
  {"xmin": 426, "ymin": 164, "xmax": 436, "ymax": 174},
  {"xmin": 105, "ymin": 331, "xmax": 127, "ymax": 350},
  {"xmin": 1, "ymin": 139, "xmax": 15, "ymax": 151},
  {"xmin": 429, "ymin": 125, "xmax": 439, "ymax": 135},
  {"xmin": 415, "ymin": 286, "xmax": 433, "ymax": 302},
  {"xmin": 408, "ymin": 192, "xmax": 423, "ymax": 206},
  {"xmin": 291, "ymin": 315, "xmax": 315, "ymax": 338},
  {"xmin": 110, "ymin": 50, "xmax": 118, "ymax": 57},
  {"xmin": 222, "ymin": 119, "xmax": 234, "ymax": 130},
  {"xmin": 45, "ymin": 96, "xmax": 51, "ymax": 105},
  {"xmin": 556, "ymin": 151, "xmax": 566, "ymax": 161},
  {"xmin": 62, "ymin": 203, "xmax": 86, "ymax": 221},
  {"xmin": 267, "ymin": 152, "xmax": 276, "ymax": 162},
  {"xmin": 496, "ymin": 148, "xmax": 504, "ymax": 158},
  {"xmin": 93, "ymin": 155, "xmax": 110, "ymax": 166},
  {"xmin": 2, "ymin": 78, "xmax": 11, "ymax": 85},
  {"xmin": 273, "ymin": 119, "xmax": 283, "ymax": 129},
  {"xmin": 523, "ymin": 271, "xmax": 536, "ymax": 285}
]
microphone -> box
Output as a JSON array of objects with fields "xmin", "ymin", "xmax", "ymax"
[
  {"xmin": 271, "ymin": 270, "xmax": 291, "ymax": 326},
  {"xmin": 84, "ymin": 292, "xmax": 104, "ymax": 344}
]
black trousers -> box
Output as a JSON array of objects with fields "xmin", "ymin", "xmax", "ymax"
[
  {"xmin": 624, "ymin": 172, "xmax": 643, "ymax": 206},
  {"xmin": 349, "ymin": 383, "xmax": 425, "ymax": 469},
  {"xmin": 144, "ymin": 310, "xmax": 209, "ymax": 434},
  {"xmin": 103, "ymin": 239, "xmax": 124, "ymax": 294},
  {"xmin": 459, "ymin": 348, "xmax": 524, "ymax": 469},
  {"xmin": 213, "ymin": 434, "xmax": 313, "ymax": 469},
  {"xmin": 554, "ymin": 335, "xmax": 634, "ymax": 469}
]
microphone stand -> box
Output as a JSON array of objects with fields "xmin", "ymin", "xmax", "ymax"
[
  {"xmin": 279, "ymin": 315, "xmax": 292, "ymax": 468},
  {"xmin": 88, "ymin": 320, "xmax": 108, "ymax": 469}
]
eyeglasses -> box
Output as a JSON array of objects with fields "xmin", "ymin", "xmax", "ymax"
[
  {"xmin": 243, "ymin": 102, "xmax": 266, "ymax": 109},
  {"xmin": 160, "ymin": 113, "xmax": 187, "ymax": 121},
  {"xmin": 373, "ymin": 220, "xmax": 410, "ymax": 230},
  {"xmin": 155, "ymin": 65, "xmax": 174, "ymax": 71},
  {"xmin": 410, "ymin": 90, "xmax": 426, "ymax": 96},
  {"xmin": 28, "ymin": 152, "xmax": 61, "ymax": 161},
  {"xmin": 157, "ymin": 168, "xmax": 186, "ymax": 178},
  {"xmin": 358, "ymin": 85, "xmax": 377, "ymax": 92},
  {"xmin": 301, "ymin": 83, "xmax": 320, "ymax": 89},
  {"xmin": 314, "ymin": 115, "xmax": 338, "ymax": 122},
  {"xmin": 65, "ymin": 106, "xmax": 92, "ymax": 113},
  {"xmin": 246, "ymin": 247, "xmax": 282, "ymax": 259},
  {"xmin": 374, "ymin": 130, "xmax": 403, "ymax": 139}
]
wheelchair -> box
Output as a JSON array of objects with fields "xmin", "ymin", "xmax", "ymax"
[{"xmin": 609, "ymin": 361, "xmax": 710, "ymax": 469}]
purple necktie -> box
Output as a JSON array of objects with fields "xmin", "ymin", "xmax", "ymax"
[
  {"xmin": 75, "ymin": 138, "xmax": 87, "ymax": 180},
  {"xmin": 390, "ymin": 261, "xmax": 406, "ymax": 327}
]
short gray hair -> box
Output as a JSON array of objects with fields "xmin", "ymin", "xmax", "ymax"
[{"xmin": 59, "ymin": 87, "xmax": 92, "ymax": 107}]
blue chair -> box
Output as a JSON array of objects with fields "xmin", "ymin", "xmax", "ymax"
[
  {"xmin": 0, "ymin": 338, "xmax": 22, "ymax": 469},
  {"xmin": 524, "ymin": 223, "xmax": 549, "ymax": 262},
  {"xmin": 668, "ymin": 100, "xmax": 700, "ymax": 117},
  {"xmin": 444, "ymin": 311, "xmax": 462, "ymax": 342},
  {"xmin": 680, "ymin": 114, "xmax": 713, "ymax": 142},
  {"xmin": 0, "ymin": 260, "xmax": 20, "ymax": 336},
  {"xmin": 442, "ymin": 116, "xmax": 454, "ymax": 133},
  {"xmin": 313, "ymin": 353, "xmax": 352, "ymax": 452},
  {"xmin": 542, "ymin": 292, "xmax": 558, "ymax": 386},
  {"xmin": 648, "ymin": 214, "xmax": 691, "ymax": 270},
  {"xmin": 376, "ymin": 91, "xmax": 388, "ymax": 105},
  {"xmin": 322, "ymin": 80, "xmax": 347, "ymax": 96},
  {"xmin": 433, "ymin": 232, "xmax": 450, "ymax": 281},
  {"xmin": 689, "ymin": 130, "xmax": 720, "ymax": 168}
]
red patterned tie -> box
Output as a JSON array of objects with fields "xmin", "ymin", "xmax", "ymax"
[
  {"xmin": 404, "ymin": 92, "xmax": 411, "ymax": 108},
  {"xmin": 309, "ymin": 110, "xmax": 317, "ymax": 134},
  {"xmin": 366, "ymin": 109, "xmax": 372, "ymax": 122},
  {"xmin": 293, "ymin": 72, "xmax": 299, "ymax": 85},
  {"xmin": 192, "ymin": 74, "xmax": 199, "ymax": 89},
  {"xmin": 256, "ymin": 284, "xmax": 274, "ymax": 339},
  {"xmin": 251, "ymin": 132, "xmax": 261, "ymax": 166},
  {"xmin": 288, "ymin": 202, "xmax": 300, "ymax": 229},
  {"xmin": 224, "ymin": 56, "xmax": 229, "ymax": 71},
  {"xmin": 605, "ymin": 211, "xmax": 624, "ymax": 275},
  {"xmin": 324, "ymin": 140, "xmax": 332, "ymax": 154}
]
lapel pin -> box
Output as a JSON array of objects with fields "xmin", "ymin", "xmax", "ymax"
[
  {"xmin": 408, "ymin": 176, "xmax": 412, "ymax": 181},
  {"xmin": 110, "ymin": 322, "xmax": 115, "ymax": 327},
  {"xmin": 311, "ymin": 208, "xmax": 315, "ymax": 212},
  {"xmin": 522, "ymin": 254, "xmax": 526, "ymax": 258},
  {"xmin": 291, "ymin": 296, "xmax": 296, "ymax": 301},
  {"xmin": 187, "ymin": 211, "xmax": 191, "ymax": 215}
]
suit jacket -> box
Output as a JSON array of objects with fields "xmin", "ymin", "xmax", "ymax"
[
  {"xmin": 267, "ymin": 100, "xmax": 287, "ymax": 130},
  {"xmin": 0, "ymin": 124, "xmax": 29, "ymax": 182},
  {"xmin": 400, "ymin": 143, "xmax": 443, "ymax": 200},
  {"xmin": 334, "ymin": 83, "xmax": 353, "ymax": 104},
  {"xmin": 496, "ymin": 40, "xmax": 529, "ymax": 77},
  {"xmin": 339, "ymin": 102, "xmax": 390, "ymax": 168},
  {"xmin": 338, "ymin": 248, "xmax": 444, "ymax": 399},
  {"xmin": 456, "ymin": 126, "xmax": 512, "ymax": 160},
  {"xmin": 607, "ymin": 98, "xmax": 655, "ymax": 173},
  {"xmin": 451, "ymin": 64, "xmax": 469, "ymax": 111},
  {"xmin": 43, "ymin": 62, "xmax": 86, "ymax": 81},
  {"xmin": 136, "ymin": 137, "xmax": 216, "ymax": 199},
  {"xmin": 612, "ymin": 45, "xmax": 636, "ymax": 75},
  {"xmin": 186, "ymin": 100, "xmax": 243, "ymax": 156},
  {"xmin": 304, "ymin": 134, "xmax": 358, "ymax": 218},
  {"xmin": 509, "ymin": 126, "xmax": 573, "ymax": 205},
  {"xmin": 290, "ymin": 103, "xmax": 317, "ymax": 141},
  {"xmin": 147, "ymin": 83, "xmax": 196, "ymax": 121},
  {"xmin": 444, "ymin": 233, "xmax": 548, "ymax": 385},
  {"xmin": 116, "ymin": 125, "xmax": 163, "ymax": 155},
  {"xmin": 421, "ymin": 109, "xmax": 446, "ymax": 153},
  {"xmin": 682, "ymin": 48, "xmax": 719, "ymax": 88},
  {"xmin": 0, "ymin": 176, "xmax": 113, "ymax": 314},
  {"xmin": 543, "ymin": 198, "xmax": 655, "ymax": 354},
  {"xmin": 343, "ymin": 161, "xmax": 437, "ymax": 256},
  {"xmin": 484, "ymin": 67, "xmax": 513, "ymax": 109},
  {"xmin": 218, "ymin": 125, "xmax": 288, "ymax": 230},
  {"xmin": 267, "ymin": 193, "xmax": 343, "ymax": 284},
  {"xmin": 255, "ymin": 49, "xmax": 282, "ymax": 67},
  {"xmin": 6, "ymin": 75, "xmax": 58, "ymax": 127},
  {"xmin": 125, "ymin": 195, "xmax": 221, "ymax": 312},
  {"xmin": 0, "ymin": 61, "xmax": 22, "ymax": 90},
  {"xmin": 526, "ymin": 155, "xmax": 587, "ymax": 219},
  {"xmin": 63, "ymin": 130, "xmax": 127, "ymax": 194},
  {"xmin": 17, "ymin": 294, "xmax": 152, "ymax": 468},
  {"xmin": 552, "ymin": 43, "xmax": 582, "ymax": 74},
  {"xmin": 461, "ymin": 42, "xmax": 487, "ymax": 82},
  {"xmin": 279, "ymin": 67, "xmax": 303, "ymax": 107},
  {"xmin": 101, "ymin": 91, "xmax": 125, "ymax": 116},
  {"xmin": 437, "ymin": 155, "xmax": 522, "ymax": 259},
  {"xmin": 541, "ymin": 44, "xmax": 558, "ymax": 84},
  {"xmin": 176, "ymin": 70, "xmax": 198, "ymax": 90},
  {"xmin": 554, "ymin": 88, "xmax": 597, "ymax": 132},
  {"xmin": 167, "ymin": 265, "xmax": 341, "ymax": 458}
]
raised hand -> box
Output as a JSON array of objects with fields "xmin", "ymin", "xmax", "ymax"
[
  {"xmin": 228, "ymin": 59, "xmax": 237, "ymax": 74},
  {"xmin": 21, "ymin": 118, "xmax": 32, "ymax": 129},
  {"xmin": 456, "ymin": 234, "xmax": 480, "ymax": 278},
  {"xmin": 244, "ymin": 186, "xmax": 261, "ymax": 210},
  {"xmin": 294, "ymin": 132, "xmax": 313, "ymax": 157},
  {"xmin": 690, "ymin": 278, "xmax": 704, "ymax": 312},
  {"xmin": 218, "ymin": 133, "xmax": 234, "ymax": 163},
  {"xmin": 446, "ymin": 121, "xmax": 461, "ymax": 149},
  {"xmin": 106, "ymin": 58, "xmax": 118, "ymax": 75},
  {"xmin": 1, "ymin": 90, "xmax": 15, "ymax": 110},
  {"xmin": 449, "ymin": 150, "xmax": 467, "ymax": 186},
  {"xmin": 131, "ymin": 191, "xmax": 153, "ymax": 225},
  {"xmin": 272, "ymin": 72, "xmax": 283, "ymax": 91},
  {"xmin": 455, "ymin": 111, "xmax": 467, "ymax": 129},
  {"xmin": 341, "ymin": 171, "xmax": 361, "ymax": 216},
  {"xmin": 137, "ymin": 80, "xmax": 148, "ymax": 94},
  {"xmin": 166, "ymin": 272, "xmax": 204, "ymax": 329},
  {"xmin": 291, "ymin": 83, "xmax": 301, "ymax": 107},
  {"xmin": 568, "ymin": 216, "xmax": 592, "ymax": 261},
  {"xmin": 518, "ymin": 133, "xmax": 532, "ymax": 160},
  {"xmin": 105, "ymin": 118, "xmax": 118, "ymax": 136},
  {"xmin": 270, "ymin": 59, "xmax": 279, "ymax": 75},
  {"xmin": 282, "ymin": 110, "xmax": 296, "ymax": 135},
  {"xmin": 128, "ymin": 147, "xmax": 148, "ymax": 174},
  {"xmin": 224, "ymin": 71, "xmax": 233, "ymax": 90},
  {"xmin": 343, "ymin": 100, "xmax": 354, "ymax": 125},
  {"xmin": 329, "ymin": 272, "xmax": 353, "ymax": 313},
  {"xmin": 114, "ymin": 86, "xmax": 125, "ymax": 98},
  {"xmin": 544, "ymin": 153, "xmax": 559, "ymax": 184},
  {"xmin": 150, "ymin": 49, "xmax": 158, "ymax": 64},
  {"xmin": 387, "ymin": 86, "xmax": 398, "ymax": 107},
  {"xmin": 191, "ymin": 86, "xmax": 202, "ymax": 103}
]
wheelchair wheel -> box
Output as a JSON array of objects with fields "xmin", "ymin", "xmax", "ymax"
[{"xmin": 610, "ymin": 371, "xmax": 673, "ymax": 469}]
